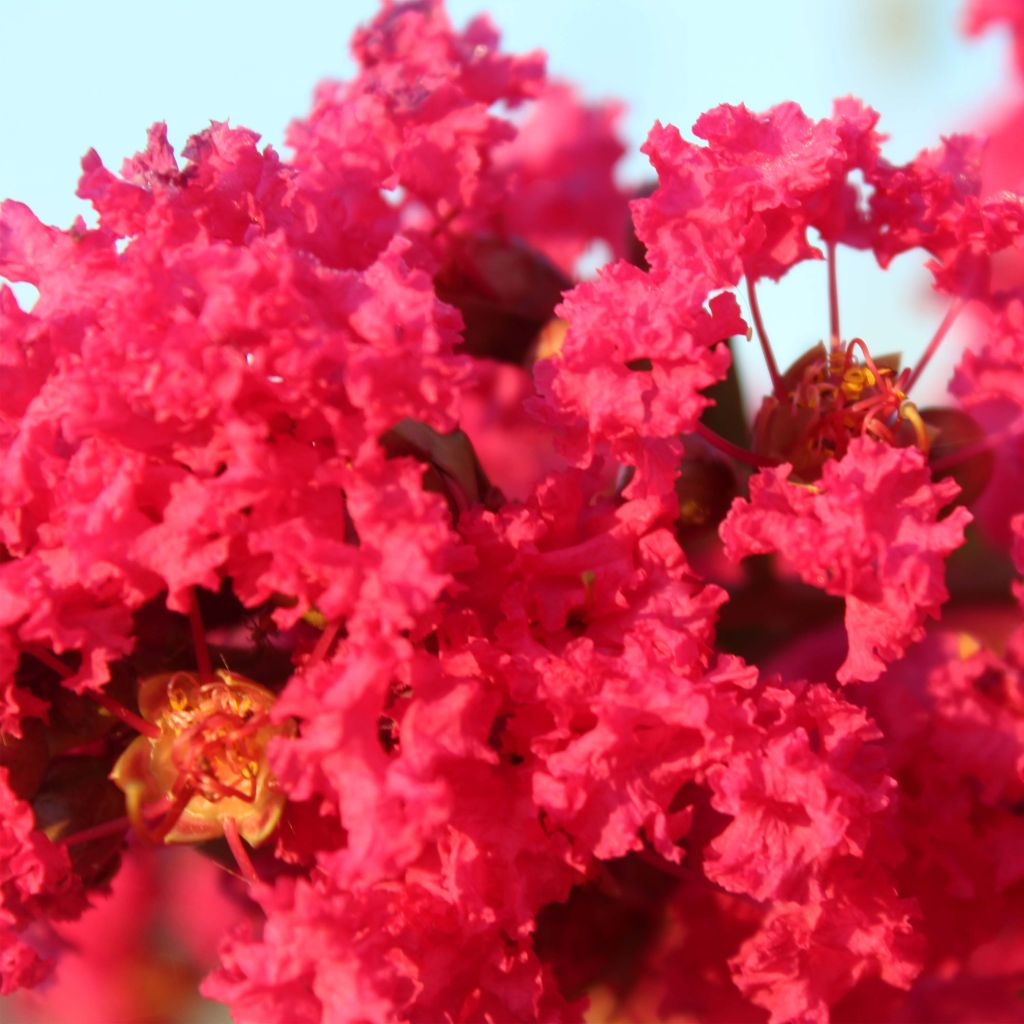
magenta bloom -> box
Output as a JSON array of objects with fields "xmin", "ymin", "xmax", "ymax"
[
  {"xmin": 2, "ymin": 2, "xmax": 1024, "ymax": 1023},
  {"xmin": 721, "ymin": 439, "xmax": 971, "ymax": 683}
]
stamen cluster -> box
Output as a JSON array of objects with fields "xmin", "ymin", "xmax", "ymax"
[
  {"xmin": 111, "ymin": 671, "xmax": 289, "ymax": 846},
  {"xmin": 753, "ymin": 339, "xmax": 926, "ymax": 479}
]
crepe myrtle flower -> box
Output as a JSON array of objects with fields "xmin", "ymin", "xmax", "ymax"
[
  {"xmin": 3, "ymin": 2, "xmax": 1024, "ymax": 1023},
  {"xmin": 547, "ymin": 96, "xmax": 1024, "ymax": 482},
  {"xmin": 541, "ymin": 95, "xmax": 1024, "ymax": 682},
  {"xmin": 20, "ymin": 598, "xmax": 299, "ymax": 887}
]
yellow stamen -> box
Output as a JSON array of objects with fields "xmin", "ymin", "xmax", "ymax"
[
  {"xmin": 900, "ymin": 401, "xmax": 930, "ymax": 454},
  {"xmin": 110, "ymin": 670, "xmax": 293, "ymax": 847},
  {"xmin": 957, "ymin": 632, "xmax": 982, "ymax": 660},
  {"xmin": 535, "ymin": 318, "xmax": 568, "ymax": 361},
  {"xmin": 840, "ymin": 366, "xmax": 876, "ymax": 399},
  {"xmin": 678, "ymin": 498, "xmax": 706, "ymax": 525}
]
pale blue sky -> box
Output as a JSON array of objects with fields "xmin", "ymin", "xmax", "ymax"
[{"xmin": 0, "ymin": 0, "xmax": 1011, "ymax": 399}]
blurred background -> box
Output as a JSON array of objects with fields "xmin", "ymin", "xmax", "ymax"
[{"xmin": 0, "ymin": 2, "xmax": 1013, "ymax": 1021}]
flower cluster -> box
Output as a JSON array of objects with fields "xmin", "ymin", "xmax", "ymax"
[{"xmin": 2, "ymin": 1, "xmax": 1024, "ymax": 1022}]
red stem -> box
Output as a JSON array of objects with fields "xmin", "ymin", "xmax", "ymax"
[
  {"xmin": 694, "ymin": 421, "xmax": 781, "ymax": 470},
  {"xmin": 746, "ymin": 276, "xmax": 785, "ymax": 399},
  {"xmin": 845, "ymin": 336, "xmax": 875, "ymax": 372},
  {"xmin": 23, "ymin": 645, "xmax": 159, "ymax": 737},
  {"xmin": 905, "ymin": 298, "xmax": 965, "ymax": 395},
  {"xmin": 60, "ymin": 793, "xmax": 185, "ymax": 848},
  {"xmin": 135, "ymin": 784, "xmax": 196, "ymax": 844},
  {"xmin": 306, "ymin": 620, "xmax": 342, "ymax": 673},
  {"xmin": 827, "ymin": 242, "xmax": 841, "ymax": 350},
  {"xmin": 223, "ymin": 816, "xmax": 261, "ymax": 885},
  {"xmin": 189, "ymin": 587, "xmax": 214, "ymax": 682},
  {"xmin": 93, "ymin": 690, "xmax": 161, "ymax": 739},
  {"xmin": 59, "ymin": 815, "xmax": 131, "ymax": 848},
  {"xmin": 931, "ymin": 444, "xmax": 986, "ymax": 475},
  {"xmin": 929, "ymin": 420, "xmax": 1024, "ymax": 474},
  {"xmin": 23, "ymin": 644, "xmax": 73, "ymax": 678}
]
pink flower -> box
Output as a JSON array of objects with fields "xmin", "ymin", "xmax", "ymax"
[
  {"xmin": 204, "ymin": 876, "xmax": 582, "ymax": 1024},
  {"xmin": 635, "ymin": 98, "xmax": 882, "ymax": 287},
  {"xmin": 10, "ymin": 846, "xmax": 247, "ymax": 1024},
  {"xmin": 964, "ymin": 0, "xmax": 1024, "ymax": 76},
  {"xmin": 0, "ymin": 770, "xmax": 84, "ymax": 993},
  {"xmin": 494, "ymin": 82, "xmax": 629, "ymax": 276},
  {"xmin": 729, "ymin": 868, "xmax": 922, "ymax": 1024},
  {"xmin": 288, "ymin": 0, "xmax": 544, "ymax": 235},
  {"xmin": 534, "ymin": 263, "xmax": 744, "ymax": 497},
  {"xmin": 705, "ymin": 683, "xmax": 894, "ymax": 902},
  {"xmin": 720, "ymin": 438, "xmax": 971, "ymax": 683},
  {"xmin": 2, "ymin": 1, "xmax": 1024, "ymax": 1020},
  {"xmin": 870, "ymin": 133, "xmax": 1024, "ymax": 294}
]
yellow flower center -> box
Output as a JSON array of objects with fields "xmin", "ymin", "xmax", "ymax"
[{"xmin": 110, "ymin": 670, "xmax": 292, "ymax": 847}]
